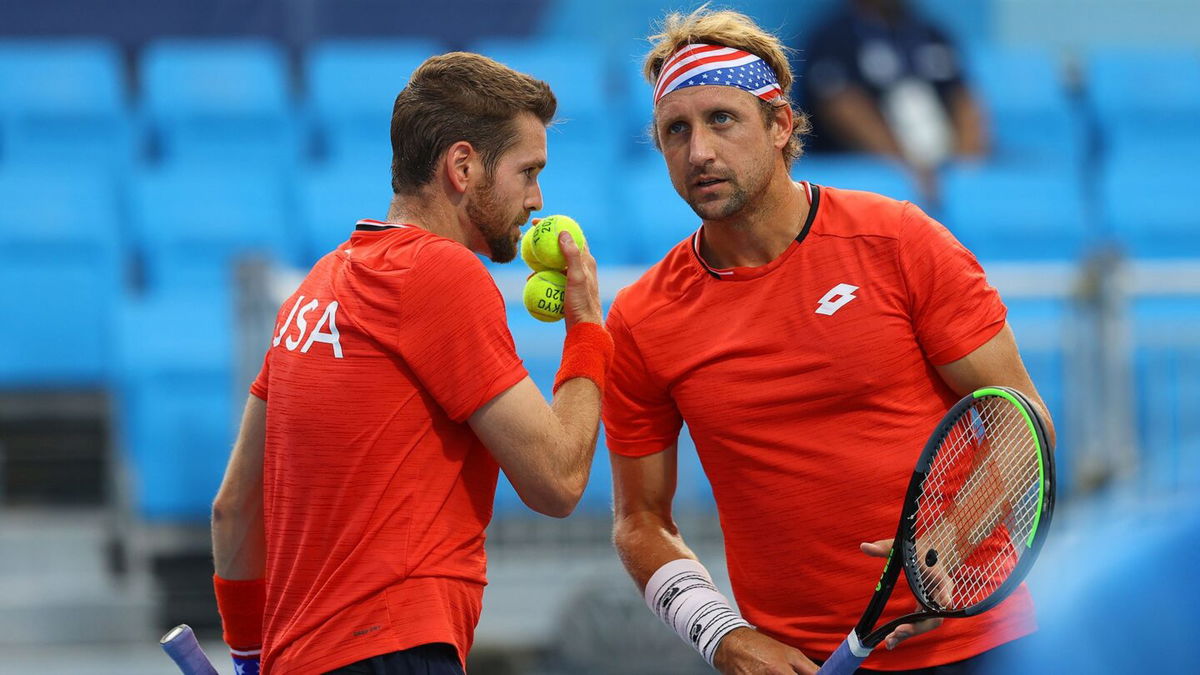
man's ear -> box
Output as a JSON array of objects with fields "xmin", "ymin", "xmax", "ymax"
[
  {"xmin": 443, "ymin": 140, "xmax": 475, "ymax": 194},
  {"xmin": 771, "ymin": 102, "xmax": 794, "ymax": 151}
]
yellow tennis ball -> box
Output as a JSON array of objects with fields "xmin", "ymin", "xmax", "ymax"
[
  {"xmin": 530, "ymin": 214, "xmax": 585, "ymax": 271},
  {"xmin": 523, "ymin": 270, "xmax": 567, "ymax": 322},
  {"xmin": 520, "ymin": 226, "xmax": 549, "ymax": 272}
]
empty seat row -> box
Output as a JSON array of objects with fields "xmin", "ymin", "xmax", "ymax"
[{"xmin": 0, "ymin": 38, "xmax": 1197, "ymax": 167}]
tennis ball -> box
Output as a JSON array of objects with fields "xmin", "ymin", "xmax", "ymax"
[
  {"xmin": 529, "ymin": 215, "xmax": 586, "ymax": 271},
  {"xmin": 523, "ymin": 270, "xmax": 567, "ymax": 322},
  {"xmin": 520, "ymin": 226, "xmax": 549, "ymax": 272}
]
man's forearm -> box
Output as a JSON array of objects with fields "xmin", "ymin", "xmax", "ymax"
[
  {"xmin": 613, "ymin": 510, "xmax": 699, "ymax": 591},
  {"xmin": 212, "ymin": 498, "xmax": 266, "ymax": 579}
]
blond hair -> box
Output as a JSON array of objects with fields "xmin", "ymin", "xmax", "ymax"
[{"xmin": 643, "ymin": 6, "xmax": 809, "ymax": 165}]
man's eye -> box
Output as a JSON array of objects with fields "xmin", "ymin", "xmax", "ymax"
[
  {"xmin": 713, "ymin": 112, "xmax": 732, "ymax": 124},
  {"xmin": 667, "ymin": 121, "xmax": 687, "ymax": 135}
]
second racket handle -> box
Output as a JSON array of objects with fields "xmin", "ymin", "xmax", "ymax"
[{"xmin": 817, "ymin": 632, "xmax": 871, "ymax": 675}]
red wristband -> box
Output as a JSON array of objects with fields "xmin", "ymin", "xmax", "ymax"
[
  {"xmin": 553, "ymin": 321, "xmax": 615, "ymax": 394},
  {"xmin": 213, "ymin": 574, "xmax": 265, "ymax": 652}
]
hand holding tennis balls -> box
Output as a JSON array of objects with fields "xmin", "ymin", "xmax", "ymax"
[
  {"xmin": 520, "ymin": 215, "xmax": 600, "ymax": 326},
  {"xmin": 526, "ymin": 215, "xmax": 586, "ymax": 271}
]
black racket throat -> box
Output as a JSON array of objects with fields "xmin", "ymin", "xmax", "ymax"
[{"xmin": 849, "ymin": 386, "xmax": 1056, "ymax": 652}]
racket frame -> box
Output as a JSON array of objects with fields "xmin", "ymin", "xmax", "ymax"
[{"xmin": 851, "ymin": 386, "xmax": 1056, "ymax": 649}]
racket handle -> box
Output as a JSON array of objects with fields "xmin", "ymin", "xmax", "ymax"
[
  {"xmin": 161, "ymin": 624, "xmax": 219, "ymax": 675},
  {"xmin": 817, "ymin": 631, "xmax": 872, "ymax": 675}
]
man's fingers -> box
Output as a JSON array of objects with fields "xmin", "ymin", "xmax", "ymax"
[
  {"xmin": 884, "ymin": 617, "xmax": 943, "ymax": 650},
  {"xmin": 559, "ymin": 231, "xmax": 582, "ymax": 269},
  {"xmin": 859, "ymin": 538, "xmax": 893, "ymax": 558}
]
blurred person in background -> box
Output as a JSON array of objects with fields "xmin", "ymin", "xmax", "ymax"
[
  {"xmin": 606, "ymin": 7, "xmax": 1050, "ymax": 674},
  {"xmin": 796, "ymin": 0, "xmax": 989, "ymax": 200},
  {"xmin": 209, "ymin": 52, "xmax": 612, "ymax": 674}
]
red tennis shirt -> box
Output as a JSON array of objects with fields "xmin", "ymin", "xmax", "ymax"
[
  {"xmin": 250, "ymin": 221, "xmax": 526, "ymax": 673},
  {"xmin": 603, "ymin": 184, "xmax": 1035, "ymax": 670}
]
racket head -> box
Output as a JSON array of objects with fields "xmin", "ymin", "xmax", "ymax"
[{"xmin": 897, "ymin": 386, "xmax": 1055, "ymax": 618}]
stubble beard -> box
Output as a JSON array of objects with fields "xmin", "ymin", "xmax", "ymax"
[{"xmin": 467, "ymin": 175, "xmax": 526, "ymax": 263}]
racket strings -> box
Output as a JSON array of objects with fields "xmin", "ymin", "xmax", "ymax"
[{"xmin": 907, "ymin": 397, "xmax": 1041, "ymax": 611}]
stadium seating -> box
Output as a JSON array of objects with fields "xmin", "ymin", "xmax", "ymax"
[
  {"xmin": 296, "ymin": 162, "xmax": 392, "ymax": 265},
  {"xmin": 793, "ymin": 155, "xmax": 922, "ymax": 204},
  {"xmin": 0, "ymin": 167, "xmax": 123, "ymax": 387},
  {"xmin": 130, "ymin": 164, "xmax": 294, "ymax": 294},
  {"xmin": 0, "ymin": 40, "xmax": 134, "ymax": 168},
  {"xmin": 306, "ymin": 39, "xmax": 443, "ymax": 168},
  {"xmin": 1085, "ymin": 48, "xmax": 1200, "ymax": 157},
  {"xmin": 1100, "ymin": 150, "xmax": 1199, "ymax": 258},
  {"xmin": 0, "ymin": 6, "xmax": 1192, "ymax": 528},
  {"xmin": 141, "ymin": 40, "xmax": 297, "ymax": 166},
  {"xmin": 113, "ymin": 290, "xmax": 236, "ymax": 520},
  {"xmin": 965, "ymin": 46, "xmax": 1084, "ymax": 166},
  {"xmin": 941, "ymin": 161, "xmax": 1089, "ymax": 261}
]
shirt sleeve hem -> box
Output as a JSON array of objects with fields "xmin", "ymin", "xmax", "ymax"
[
  {"xmin": 926, "ymin": 313, "xmax": 1007, "ymax": 366},
  {"xmin": 249, "ymin": 381, "xmax": 268, "ymax": 401},
  {"xmin": 449, "ymin": 362, "xmax": 528, "ymax": 423},
  {"xmin": 605, "ymin": 436, "xmax": 677, "ymax": 458}
]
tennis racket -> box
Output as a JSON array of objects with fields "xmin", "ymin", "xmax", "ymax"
[
  {"xmin": 160, "ymin": 624, "xmax": 218, "ymax": 675},
  {"xmin": 817, "ymin": 386, "xmax": 1055, "ymax": 674}
]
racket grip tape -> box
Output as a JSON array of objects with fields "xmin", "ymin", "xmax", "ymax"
[
  {"xmin": 817, "ymin": 630, "xmax": 872, "ymax": 675},
  {"xmin": 160, "ymin": 624, "xmax": 220, "ymax": 675}
]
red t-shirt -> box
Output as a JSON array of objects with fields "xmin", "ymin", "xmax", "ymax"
[
  {"xmin": 251, "ymin": 220, "xmax": 526, "ymax": 673},
  {"xmin": 603, "ymin": 185, "xmax": 1033, "ymax": 670}
]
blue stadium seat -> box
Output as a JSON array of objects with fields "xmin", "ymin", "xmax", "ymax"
[
  {"xmin": 141, "ymin": 40, "xmax": 297, "ymax": 166},
  {"xmin": 622, "ymin": 154, "xmax": 700, "ymax": 264},
  {"xmin": 114, "ymin": 290, "xmax": 235, "ymax": 521},
  {"xmin": 1086, "ymin": 48, "xmax": 1200, "ymax": 157},
  {"xmin": 297, "ymin": 163, "xmax": 391, "ymax": 265},
  {"xmin": 794, "ymin": 155, "xmax": 922, "ymax": 204},
  {"xmin": 0, "ymin": 167, "xmax": 123, "ymax": 387},
  {"xmin": 0, "ymin": 40, "xmax": 134, "ymax": 168},
  {"xmin": 965, "ymin": 46, "xmax": 1084, "ymax": 166},
  {"xmin": 471, "ymin": 39, "xmax": 619, "ymax": 152},
  {"xmin": 1100, "ymin": 150, "xmax": 1199, "ymax": 258},
  {"xmin": 306, "ymin": 39, "xmax": 443, "ymax": 168},
  {"xmin": 941, "ymin": 161, "xmax": 1089, "ymax": 262},
  {"xmin": 131, "ymin": 165, "xmax": 294, "ymax": 294}
]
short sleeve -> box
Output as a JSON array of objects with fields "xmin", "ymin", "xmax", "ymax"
[
  {"xmin": 602, "ymin": 300, "xmax": 683, "ymax": 457},
  {"xmin": 398, "ymin": 242, "xmax": 526, "ymax": 422},
  {"xmin": 898, "ymin": 203, "xmax": 1006, "ymax": 365},
  {"xmin": 249, "ymin": 349, "xmax": 269, "ymax": 400}
]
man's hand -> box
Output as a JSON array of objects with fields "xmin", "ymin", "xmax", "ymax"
[
  {"xmin": 860, "ymin": 539, "xmax": 944, "ymax": 650},
  {"xmin": 558, "ymin": 229, "xmax": 602, "ymax": 328},
  {"xmin": 712, "ymin": 627, "xmax": 818, "ymax": 675}
]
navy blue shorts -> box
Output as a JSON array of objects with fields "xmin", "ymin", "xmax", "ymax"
[{"xmin": 323, "ymin": 643, "xmax": 464, "ymax": 675}]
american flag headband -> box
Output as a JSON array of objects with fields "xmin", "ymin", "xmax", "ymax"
[{"xmin": 652, "ymin": 43, "xmax": 783, "ymax": 105}]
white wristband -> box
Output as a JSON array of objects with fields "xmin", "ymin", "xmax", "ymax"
[{"xmin": 644, "ymin": 558, "xmax": 752, "ymax": 666}]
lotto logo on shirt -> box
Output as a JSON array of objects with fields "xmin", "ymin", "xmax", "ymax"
[{"xmin": 272, "ymin": 295, "xmax": 343, "ymax": 358}]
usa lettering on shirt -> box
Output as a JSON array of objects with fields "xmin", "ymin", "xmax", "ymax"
[{"xmin": 272, "ymin": 295, "xmax": 343, "ymax": 358}]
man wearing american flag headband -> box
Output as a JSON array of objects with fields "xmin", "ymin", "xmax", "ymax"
[{"xmin": 604, "ymin": 6, "xmax": 1050, "ymax": 674}]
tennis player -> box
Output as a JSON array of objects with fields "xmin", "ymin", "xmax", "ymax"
[
  {"xmin": 605, "ymin": 9, "xmax": 1054, "ymax": 674},
  {"xmin": 210, "ymin": 52, "xmax": 612, "ymax": 674}
]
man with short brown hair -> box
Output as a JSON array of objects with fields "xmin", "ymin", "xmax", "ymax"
[{"xmin": 210, "ymin": 52, "xmax": 612, "ymax": 674}]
